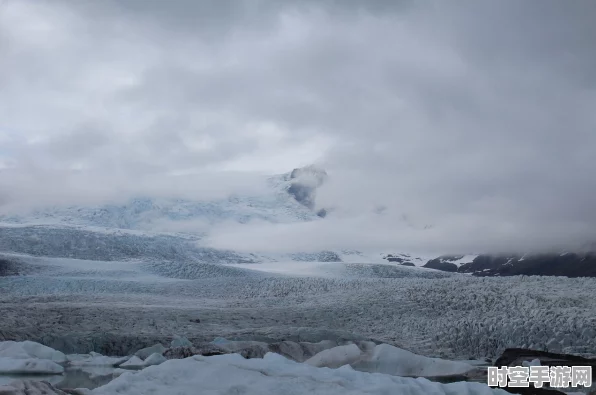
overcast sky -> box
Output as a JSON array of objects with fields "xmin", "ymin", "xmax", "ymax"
[{"xmin": 1, "ymin": 0, "xmax": 595, "ymax": 254}]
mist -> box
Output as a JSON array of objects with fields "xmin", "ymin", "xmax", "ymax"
[{"xmin": 1, "ymin": 0, "xmax": 595, "ymax": 253}]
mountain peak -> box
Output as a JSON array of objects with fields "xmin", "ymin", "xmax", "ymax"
[
  {"xmin": 286, "ymin": 165, "xmax": 328, "ymax": 216},
  {"xmin": 289, "ymin": 165, "xmax": 328, "ymax": 187}
]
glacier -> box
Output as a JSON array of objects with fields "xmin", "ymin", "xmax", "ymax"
[
  {"xmin": 0, "ymin": 170, "xmax": 355, "ymax": 266},
  {"xmin": 2, "ymin": 167, "xmax": 596, "ymax": 393}
]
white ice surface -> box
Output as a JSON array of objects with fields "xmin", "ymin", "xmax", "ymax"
[
  {"xmin": 305, "ymin": 344, "xmax": 475, "ymax": 377},
  {"xmin": 0, "ymin": 341, "xmax": 66, "ymax": 363},
  {"xmin": 120, "ymin": 356, "xmax": 145, "ymax": 369},
  {"xmin": 352, "ymin": 344, "xmax": 475, "ymax": 377},
  {"xmin": 225, "ymin": 261, "xmax": 347, "ymax": 277},
  {"xmin": 91, "ymin": 353, "xmax": 509, "ymax": 395},
  {"xmin": 305, "ymin": 344, "xmax": 363, "ymax": 368},
  {"xmin": 449, "ymin": 255, "xmax": 479, "ymax": 267},
  {"xmin": 68, "ymin": 353, "xmax": 130, "ymax": 367},
  {"xmin": 3, "ymin": 266, "xmax": 596, "ymax": 360},
  {"xmin": 0, "ymin": 357, "xmax": 64, "ymax": 374},
  {"xmin": 143, "ymin": 353, "xmax": 166, "ymax": 366}
]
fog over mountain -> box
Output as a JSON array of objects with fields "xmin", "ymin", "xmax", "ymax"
[{"xmin": 1, "ymin": 0, "xmax": 595, "ymax": 254}]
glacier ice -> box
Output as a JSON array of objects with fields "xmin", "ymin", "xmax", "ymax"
[
  {"xmin": 0, "ymin": 357, "xmax": 64, "ymax": 375},
  {"xmin": 303, "ymin": 344, "xmax": 476, "ymax": 377},
  {"xmin": 120, "ymin": 356, "xmax": 145, "ymax": 369},
  {"xmin": 170, "ymin": 336, "xmax": 192, "ymax": 348},
  {"xmin": 67, "ymin": 353, "xmax": 130, "ymax": 367},
  {"xmin": 351, "ymin": 344, "xmax": 475, "ymax": 377},
  {"xmin": 0, "ymin": 341, "xmax": 66, "ymax": 363},
  {"xmin": 134, "ymin": 344, "xmax": 166, "ymax": 360},
  {"xmin": 90, "ymin": 353, "xmax": 509, "ymax": 395},
  {"xmin": 0, "ymin": 380, "xmax": 71, "ymax": 395},
  {"xmin": 304, "ymin": 344, "xmax": 363, "ymax": 368},
  {"xmin": 143, "ymin": 353, "xmax": 167, "ymax": 366}
]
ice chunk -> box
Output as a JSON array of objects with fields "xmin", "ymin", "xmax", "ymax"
[
  {"xmin": 0, "ymin": 380, "xmax": 69, "ymax": 395},
  {"xmin": 210, "ymin": 337, "xmax": 230, "ymax": 345},
  {"xmin": 92, "ymin": 353, "xmax": 509, "ymax": 395},
  {"xmin": 304, "ymin": 344, "xmax": 475, "ymax": 377},
  {"xmin": 134, "ymin": 344, "xmax": 166, "ymax": 360},
  {"xmin": 120, "ymin": 356, "xmax": 146, "ymax": 368},
  {"xmin": 144, "ymin": 353, "xmax": 167, "ymax": 366},
  {"xmin": 268, "ymin": 341, "xmax": 305, "ymax": 362},
  {"xmin": 68, "ymin": 353, "xmax": 130, "ymax": 367},
  {"xmin": 170, "ymin": 336, "xmax": 192, "ymax": 348},
  {"xmin": 304, "ymin": 344, "xmax": 363, "ymax": 368},
  {"xmin": 214, "ymin": 341, "xmax": 269, "ymax": 359},
  {"xmin": 0, "ymin": 341, "xmax": 66, "ymax": 363},
  {"xmin": 0, "ymin": 357, "xmax": 65, "ymax": 374},
  {"xmin": 352, "ymin": 344, "xmax": 475, "ymax": 377}
]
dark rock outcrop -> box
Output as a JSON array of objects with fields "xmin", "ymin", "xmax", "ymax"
[
  {"xmin": 424, "ymin": 257, "xmax": 458, "ymax": 272},
  {"xmin": 287, "ymin": 165, "xmax": 328, "ymax": 213},
  {"xmin": 0, "ymin": 255, "xmax": 45, "ymax": 277},
  {"xmin": 417, "ymin": 252, "xmax": 596, "ymax": 278},
  {"xmin": 287, "ymin": 183, "xmax": 317, "ymax": 210},
  {"xmin": 458, "ymin": 255, "xmax": 510, "ymax": 274},
  {"xmin": 316, "ymin": 208, "xmax": 327, "ymax": 218},
  {"xmin": 382, "ymin": 253, "xmax": 427, "ymax": 267},
  {"xmin": 458, "ymin": 253, "xmax": 596, "ymax": 278},
  {"xmin": 0, "ymin": 257, "xmax": 19, "ymax": 277}
]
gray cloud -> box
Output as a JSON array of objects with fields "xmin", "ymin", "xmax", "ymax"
[{"xmin": 1, "ymin": 0, "xmax": 595, "ymax": 253}]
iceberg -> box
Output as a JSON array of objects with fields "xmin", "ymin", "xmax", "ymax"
[
  {"xmin": 120, "ymin": 356, "xmax": 146, "ymax": 369},
  {"xmin": 144, "ymin": 353, "xmax": 167, "ymax": 366},
  {"xmin": 0, "ymin": 357, "xmax": 64, "ymax": 375},
  {"xmin": 304, "ymin": 344, "xmax": 363, "ymax": 368},
  {"xmin": 91, "ymin": 353, "xmax": 508, "ymax": 395},
  {"xmin": 352, "ymin": 344, "xmax": 476, "ymax": 377},
  {"xmin": 134, "ymin": 344, "xmax": 166, "ymax": 360},
  {"xmin": 67, "ymin": 353, "xmax": 130, "ymax": 367},
  {"xmin": 0, "ymin": 341, "xmax": 67, "ymax": 363}
]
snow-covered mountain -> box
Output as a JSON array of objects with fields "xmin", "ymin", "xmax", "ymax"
[
  {"xmin": 0, "ymin": 166, "xmax": 348, "ymax": 265},
  {"xmin": 0, "ymin": 171, "xmax": 320, "ymax": 230},
  {"xmin": 1, "ymin": 165, "xmax": 594, "ymax": 278}
]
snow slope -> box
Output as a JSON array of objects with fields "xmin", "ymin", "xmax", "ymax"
[{"xmin": 0, "ymin": 169, "xmax": 353, "ymax": 265}]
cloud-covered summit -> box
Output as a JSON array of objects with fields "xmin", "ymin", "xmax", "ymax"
[{"xmin": 1, "ymin": 0, "xmax": 595, "ymax": 254}]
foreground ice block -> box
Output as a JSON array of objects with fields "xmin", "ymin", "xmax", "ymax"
[
  {"xmin": 91, "ymin": 353, "xmax": 508, "ymax": 395},
  {"xmin": 0, "ymin": 341, "xmax": 66, "ymax": 363},
  {"xmin": 0, "ymin": 357, "xmax": 65, "ymax": 375}
]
